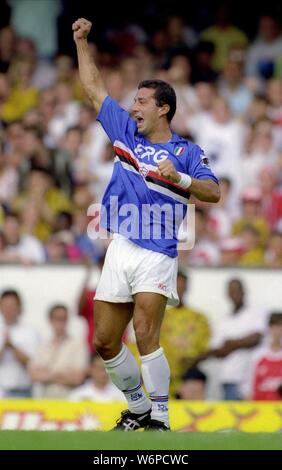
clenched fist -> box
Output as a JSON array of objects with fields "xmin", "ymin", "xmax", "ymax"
[
  {"xmin": 72, "ymin": 18, "xmax": 92, "ymax": 42},
  {"xmin": 157, "ymin": 159, "xmax": 180, "ymax": 184}
]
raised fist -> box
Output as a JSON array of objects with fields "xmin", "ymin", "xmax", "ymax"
[{"xmin": 72, "ymin": 18, "xmax": 92, "ymax": 42}]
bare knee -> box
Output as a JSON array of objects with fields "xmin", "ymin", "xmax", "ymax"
[
  {"xmin": 134, "ymin": 318, "xmax": 160, "ymax": 356},
  {"xmin": 93, "ymin": 333, "xmax": 121, "ymax": 360},
  {"xmin": 133, "ymin": 294, "xmax": 166, "ymax": 356}
]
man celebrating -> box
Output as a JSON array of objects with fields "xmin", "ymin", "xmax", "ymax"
[{"xmin": 73, "ymin": 18, "xmax": 220, "ymax": 431}]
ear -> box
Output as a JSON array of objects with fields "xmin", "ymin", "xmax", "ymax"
[{"xmin": 158, "ymin": 104, "xmax": 170, "ymax": 119}]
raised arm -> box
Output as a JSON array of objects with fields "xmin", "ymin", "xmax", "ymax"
[{"xmin": 72, "ymin": 18, "xmax": 108, "ymax": 113}]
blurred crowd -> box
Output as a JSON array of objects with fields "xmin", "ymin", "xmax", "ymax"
[
  {"xmin": 0, "ymin": 4, "xmax": 282, "ymax": 267},
  {"xmin": 0, "ymin": 273, "xmax": 281, "ymax": 401}
]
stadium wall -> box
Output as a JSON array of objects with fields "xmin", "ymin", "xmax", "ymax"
[
  {"xmin": 1, "ymin": 265, "xmax": 281, "ymax": 335},
  {"xmin": 0, "ymin": 400, "xmax": 281, "ymax": 432}
]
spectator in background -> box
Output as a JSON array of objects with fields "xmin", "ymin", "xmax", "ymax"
[
  {"xmin": 161, "ymin": 270, "xmax": 210, "ymax": 396},
  {"xmin": 188, "ymin": 207, "xmax": 219, "ymax": 266},
  {"xmin": 209, "ymin": 176, "xmax": 235, "ymax": 241},
  {"xmin": 265, "ymin": 231, "xmax": 282, "ymax": 268},
  {"xmin": 73, "ymin": 210, "xmax": 104, "ymax": 264},
  {"xmin": 29, "ymin": 304, "xmax": 88, "ymax": 398},
  {"xmin": 188, "ymin": 96, "xmax": 245, "ymax": 200},
  {"xmin": 218, "ymin": 54, "xmax": 253, "ymax": 115},
  {"xmin": 246, "ymin": 15, "xmax": 282, "ymax": 81},
  {"xmin": 0, "ymin": 289, "xmax": 40, "ymax": 397},
  {"xmin": 241, "ymin": 118, "xmax": 279, "ymax": 189},
  {"xmin": 219, "ymin": 237, "xmax": 245, "ymax": 267},
  {"xmin": 0, "ymin": 26, "xmax": 16, "ymax": 73},
  {"xmin": 9, "ymin": 0, "xmax": 61, "ymax": 59},
  {"xmin": 0, "ymin": 145, "xmax": 19, "ymax": 206},
  {"xmin": 242, "ymin": 312, "xmax": 282, "ymax": 401},
  {"xmin": 1, "ymin": 57, "xmax": 39, "ymax": 122},
  {"xmin": 13, "ymin": 167, "xmax": 72, "ymax": 239},
  {"xmin": 239, "ymin": 225, "xmax": 265, "ymax": 266},
  {"xmin": 232, "ymin": 187, "xmax": 269, "ymax": 247},
  {"xmin": 266, "ymin": 79, "xmax": 282, "ymax": 150},
  {"xmin": 191, "ymin": 41, "xmax": 218, "ymax": 84},
  {"xmin": 69, "ymin": 353, "xmax": 125, "ymax": 402},
  {"xmin": 47, "ymin": 82, "xmax": 80, "ymax": 145},
  {"xmin": 77, "ymin": 266, "xmax": 97, "ymax": 354},
  {"xmin": 166, "ymin": 15, "xmax": 197, "ymax": 52},
  {"xmin": 259, "ymin": 166, "xmax": 282, "ymax": 229},
  {"xmin": 54, "ymin": 54, "xmax": 83, "ymax": 100},
  {"xmin": 191, "ymin": 279, "xmax": 267, "ymax": 400},
  {"xmin": 44, "ymin": 234, "xmax": 69, "ymax": 263},
  {"xmin": 245, "ymin": 93, "xmax": 268, "ymax": 126},
  {"xmin": 1, "ymin": 212, "xmax": 45, "ymax": 263},
  {"xmin": 175, "ymin": 368, "xmax": 207, "ymax": 400},
  {"xmin": 0, "ymin": 72, "xmax": 10, "ymax": 111},
  {"xmin": 201, "ymin": 4, "xmax": 248, "ymax": 72},
  {"xmin": 168, "ymin": 53, "xmax": 198, "ymax": 135}
]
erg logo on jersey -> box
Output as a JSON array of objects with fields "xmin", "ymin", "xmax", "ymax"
[{"xmin": 134, "ymin": 143, "xmax": 169, "ymax": 163}]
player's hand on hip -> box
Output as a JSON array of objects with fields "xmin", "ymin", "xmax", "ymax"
[
  {"xmin": 72, "ymin": 18, "xmax": 92, "ymax": 42},
  {"xmin": 157, "ymin": 159, "xmax": 180, "ymax": 183}
]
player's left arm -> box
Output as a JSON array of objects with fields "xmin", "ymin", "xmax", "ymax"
[{"xmin": 157, "ymin": 159, "xmax": 220, "ymax": 203}]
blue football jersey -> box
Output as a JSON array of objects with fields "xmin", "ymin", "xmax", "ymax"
[{"xmin": 97, "ymin": 96, "xmax": 218, "ymax": 257}]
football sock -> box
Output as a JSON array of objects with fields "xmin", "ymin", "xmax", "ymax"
[
  {"xmin": 103, "ymin": 343, "xmax": 151, "ymax": 414},
  {"xmin": 140, "ymin": 347, "xmax": 170, "ymax": 427}
]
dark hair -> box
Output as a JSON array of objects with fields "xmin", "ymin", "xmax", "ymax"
[
  {"xmin": 138, "ymin": 79, "xmax": 176, "ymax": 123},
  {"xmin": 228, "ymin": 278, "xmax": 244, "ymax": 291},
  {"xmin": 196, "ymin": 41, "xmax": 215, "ymax": 55},
  {"xmin": 48, "ymin": 304, "xmax": 68, "ymax": 320},
  {"xmin": 268, "ymin": 312, "xmax": 282, "ymax": 326},
  {"xmin": 181, "ymin": 367, "xmax": 207, "ymax": 383},
  {"xmin": 1, "ymin": 289, "xmax": 21, "ymax": 306}
]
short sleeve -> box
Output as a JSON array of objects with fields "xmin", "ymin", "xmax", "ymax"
[
  {"xmin": 187, "ymin": 145, "xmax": 219, "ymax": 184},
  {"xmin": 96, "ymin": 96, "xmax": 136, "ymax": 143}
]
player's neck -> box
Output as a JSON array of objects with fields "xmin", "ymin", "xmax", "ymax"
[{"xmin": 146, "ymin": 125, "xmax": 172, "ymax": 144}]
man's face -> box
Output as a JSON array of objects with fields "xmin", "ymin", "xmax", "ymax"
[
  {"xmin": 269, "ymin": 323, "xmax": 282, "ymax": 344},
  {"xmin": 132, "ymin": 87, "xmax": 163, "ymax": 136},
  {"xmin": 3, "ymin": 216, "xmax": 20, "ymax": 244},
  {"xmin": 0, "ymin": 295, "xmax": 21, "ymax": 324},
  {"xmin": 178, "ymin": 379, "xmax": 205, "ymax": 400},
  {"xmin": 228, "ymin": 281, "xmax": 244, "ymax": 305},
  {"xmin": 50, "ymin": 308, "xmax": 68, "ymax": 336}
]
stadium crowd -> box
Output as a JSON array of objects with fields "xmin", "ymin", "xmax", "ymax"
[
  {"xmin": 0, "ymin": 276, "xmax": 281, "ymax": 401},
  {"xmin": 1, "ymin": 5, "xmax": 282, "ymax": 267},
  {"xmin": 0, "ymin": 2, "xmax": 282, "ymax": 401}
]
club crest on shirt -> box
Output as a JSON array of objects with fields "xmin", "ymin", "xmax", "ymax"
[
  {"xmin": 174, "ymin": 146, "xmax": 185, "ymax": 156},
  {"xmin": 139, "ymin": 165, "xmax": 149, "ymax": 177}
]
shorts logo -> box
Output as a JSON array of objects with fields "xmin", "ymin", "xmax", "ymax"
[
  {"xmin": 158, "ymin": 282, "xmax": 167, "ymax": 291},
  {"xmin": 174, "ymin": 146, "xmax": 185, "ymax": 156}
]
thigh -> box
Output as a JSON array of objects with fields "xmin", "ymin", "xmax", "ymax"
[
  {"xmin": 133, "ymin": 292, "xmax": 168, "ymax": 355},
  {"xmin": 94, "ymin": 300, "xmax": 134, "ymax": 350},
  {"xmin": 130, "ymin": 248, "xmax": 179, "ymax": 307},
  {"xmin": 95, "ymin": 239, "xmax": 133, "ymax": 303}
]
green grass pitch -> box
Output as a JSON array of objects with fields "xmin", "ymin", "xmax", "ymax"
[{"xmin": 0, "ymin": 431, "xmax": 281, "ymax": 450}]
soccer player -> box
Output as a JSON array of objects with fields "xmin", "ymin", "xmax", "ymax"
[{"xmin": 73, "ymin": 18, "xmax": 220, "ymax": 431}]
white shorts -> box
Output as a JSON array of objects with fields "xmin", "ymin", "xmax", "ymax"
[{"xmin": 95, "ymin": 234, "xmax": 179, "ymax": 306}]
